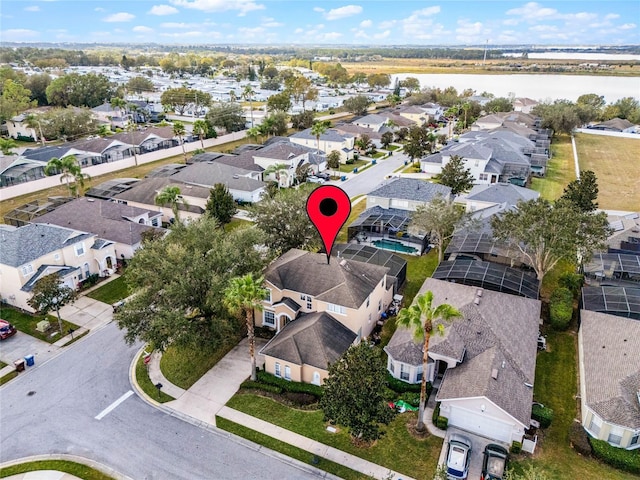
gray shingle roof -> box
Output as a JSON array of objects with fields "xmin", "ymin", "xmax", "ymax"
[
  {"xmin": 259, "ymin": 311, "xmax": 357, "ymax": 369},
  {"xmin": 580, "ymin": 310, "xmax": 640, "ymax": 429},
  {"xmin": 172, "ymin": 162, "xmax": 265, "ymax": 192},
  {"xmin": 265, "ymin": 249, "xmax": 390, "ymax": 309},
  {"xmin": 291, "ymin": 128, "xmax": 353, "ymax": 142},
  {"xmin": 114, "ymin": 177, "xmax": 210, "ymax": 207},
  {"xmin": 20, "ymin": 264, "xmax": 80, "ymax": 292},
  {"xmin": 35, "ymin": 198, "xmax": 164, "ymax": 248},
  {"xmin": 387, "ymin": 278, "xmax": 540, "ymax": 426},
  {"xmin": 368, "ymin": 178, "xmax": 452, "ymax": 203},
  {"xmin": 0, "ymin": 223, "xmax": 94, "ymax": 268},
  {"xmin": 253, "ymin": 141, "xmax": 319, "ymax": 160},
  {"xmin": 464, "ymin": 183, "xmax": 540, "ymax": 206}
]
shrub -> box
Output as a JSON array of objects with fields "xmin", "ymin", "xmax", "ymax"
[
  {"xmin": 550, "ymin": 287, "xmax": 573, "ymax": 330},
  {"xmin": 511, "ymin": 441, "xmax": 522, "ymax": 454},
  {"xmin": 16, "ymin": 134, "xmax": 36, "ymax": 142},
  {"xmin": 435, "ymin": 416, "xmax": 448, "ymax": 430},
  {"xmin": 386, "ymin": 374, "xmax": 422, "ymax": 394},
  {"xmin": 345, "ymin": 159, "xmax": 355, "ymax": 165},
  {"xmin": 399, "ymin": 392, "xmax": 421, "ymax": 407},
  {"xmin": 240, "ymin": 380, "xmax": 282, "ymax": 394},
  {"xmin": 283, "ymin": 391, "xmax": 318, "ymax": 406},
  {"xmin": 569, "ymin": 421, "xmax": 592, "ymax": 456},
  {"xmin": 558, "ymin": 272, "xmax": 584, "ymax": 297},
  {"xmin": 256, "ymin": 370, "xmax": 323, "ymax": 398},
  {"xmin": 432, "ymin": 401, "xmax": 441, "ymax": 423},
  {"xmin": 590, "ymin": 438, "xmax": 640, "ymax": 474},
  {"xmin": 531, "ymin": 404, "xmax": 554, "ymax": 428}
]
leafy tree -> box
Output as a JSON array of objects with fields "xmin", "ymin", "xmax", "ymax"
[
  {"xmin": 155, "ymin": 185, "xmax": 189, "ymax": 224},
  {"xmin": 410, "ymin": 195, "xmax": 472, "ymax": 262},
  {"xmin": 192, "ymin": 119, "xmax": 208, "ymax": 149},
  {"xmin": 246, "ymin": 126, "xmax": 263, "ymax": 144},
  {"xmin": 400, "ymin": 77, "xmax": 421, "ymax": 92},
  {"xmin": 503, "ymin": 465, "xmax": 551, "ymax": 480},
  {"xmin": 27, "ymin": 273, "xmax": 77, "ymax": 335},
  {"xmin": 206, "ymin": 102, "xmax": 246, "ymax": 133},
  {"xmin": 267, "ymin": 91, "xmax": 292, "ymax": 113},
  {"xmin": 0, "ymin": 79, "xmax": 36, "ymax": 122},
  {"xmin": 327, "ymin": 150, "xmax": 341, "ymax": 177},
  {"xmin": 290, "ymin": 110, "xmax": 315, "ymax": 130},
  {"xmin": 386, "ymin": 94, "xmax": 401, "ymax": 107},
  {"xmin": 342, "ymin": 95, "xmax": 371, "ymax": 115},
  {"xmin": 404, "ymin": 125, "xmax": 434, "ymax": 167},
  {"xmin": 491, "ymin": 198, "xmax": 611, "ymax": 288},
  {"xmin": 320, "ymin": 342, "xmax": 395, "ymax": 443},
  {"xmin": 250, "ymin": 185, "xmax": 321, "ymax": 254},
  {"xmin": 43, "ymin": 155, "xmax": 88, "ymax": 197},
  {"xmin": 532, "ymin": 100, "xmax": 582, "ymax": 136},
  {"xmin": 295, "ymin": 163, "xmax": 312, "ymax": 184},
  {"xmin": 25, "ymin": 73, "xmax": 52, "ymax": 106},
  {"xmin": 311, "ymin": 120, "xmax": 329, "ymax": 152},
  {"xmin": 172, "ymin": 121, "xmax": 188, "ymax": 162},
  {"xmin": 37, "ymin": 107, "xmax": 98, "ymax": 142},
  {"xmin": 381, "ymin": 131, "xmax": 394, "ymax": 148},
  {"xmin": 302, "ymin": 86, "xmax": 318, "ymax": 111},
  {"xmin": 355, "ymin": 134, "xmax": 373, "ymax": 155},
  {"xmin": 126, "ymin": 76, "xmax": 155, "ymax": 94},
  {"xmin": 367, "ymin": 73, "xmax": 391, "ymax": 89},
  {"xmin": 115, "ymin": 218, "xmax": 267, "ymax": 350},
  {"xmin": 604, "ymin": 96, "xmax": 640, "ymax": 123},
  {"xmin": 484, "ymin": 97, "xmax": 513, "ymax": 113},
  {"xmin": 206, "ymin": 183, "xmax": 237, "ymax": 225},
  {"xmin": 436, "ymin": 155, "xmax": 474, "ymax": 195},
  {"xmin": 287, "ymin": 75, "xmax": 312, "ymax": 107},
  {"xmin": 263, "ymin": 111, "xmax": 288, "ymax": 137},
  {"xmin": 397, "ymin": 291, "xmax": 462, "ymax": 432},
  {"xmin": 223, "ymin": 273, "xmax": 267, "ymax": 381},
  {"xmin": 160, "ymin": 87, "xmax": 211, "ymax": 116},
  {"xmin": 560, "ymin": 170, "xmax": 599, "ymax": 212},
  {"xmin": 46, "ymin": 73, "xmax": 114, "ymax": 108},
  {"xmin": 0, "ymin": 138, "xmax": 18, "ymax": 155}
]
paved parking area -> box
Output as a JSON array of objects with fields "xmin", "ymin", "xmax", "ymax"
[
  {"xmin": 439, "ymin": 427, "xmax": 508, "ymax": 479},
  {"xmin": 0, "ymin": 331, "xmax": 60, "ymax": 371}
]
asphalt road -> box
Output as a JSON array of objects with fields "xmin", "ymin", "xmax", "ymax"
[
  {"xmin": 338, "ymin": 151, "xmax": 410, "ymax": 198},
  {"xmin": 0, "ymin": 323, "xmax": 324, "ymax": 480}
]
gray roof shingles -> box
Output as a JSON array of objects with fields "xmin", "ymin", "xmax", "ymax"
[
  {"xmin": 171, "ymin": 162, "xmax": 265, "ymax": 192},
  {"xmin": 368, "ymin": 178, "xmax": 452, "ymax": 203}
]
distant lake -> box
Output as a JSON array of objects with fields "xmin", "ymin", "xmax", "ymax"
[{"xmin": 391, "ymin": 73, "xmax": 640, "ymax": 103}]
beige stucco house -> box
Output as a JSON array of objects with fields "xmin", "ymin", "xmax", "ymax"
[
  {"xmin": 289, "ymin": 128, "xmax": 355, "ymax": 163},
  {"xmin": 0, "ymin": 223, "xmax": 116, "ymax": 312}
]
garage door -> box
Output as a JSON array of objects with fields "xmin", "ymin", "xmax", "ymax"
[{"xmin": 447, "ymin": 406, "xmax": 513, "ymax": 443}]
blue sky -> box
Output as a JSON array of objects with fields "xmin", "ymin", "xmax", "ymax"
[{"xmin": 1, "ymin": 1, "xmax": 638, "ymax": 45}]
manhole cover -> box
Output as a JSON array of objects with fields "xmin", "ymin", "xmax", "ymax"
[{"xmin": 27, "ymin": 391, "xmax": 36, "ymax": 396}]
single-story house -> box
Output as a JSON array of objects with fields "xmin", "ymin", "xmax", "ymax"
[
  {"xmin": 578, "ymin": 310, "xmax": 640, "ymax": 450},
  {"xmin": 385, "ymin": 278, "xmax": 541, "ymax": 444}
]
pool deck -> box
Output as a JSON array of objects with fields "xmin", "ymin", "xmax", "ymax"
[{"xmin": 351, "ymin": 236, "xmax": 421, "ymax": 255}]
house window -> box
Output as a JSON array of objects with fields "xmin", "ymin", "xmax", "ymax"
[
  {"xmin": 631, "ymin": 433, "xmax": 639, "ymax": 446},
  {"xmin": 366, "ymin": 296, "xmax": 370, "ymax": 308},
  {"xmin": 608, "ymin": 426, "xmax": 624, "ymax": 446},
  {"xmin": 589, "ymin": 415, "xmax": 602, "ymax": 435},
  {"xmin": 300, "ymin": 294, "xmax": 312, "ymax": 309},
  {"xmin": 284, "ymin": 365, "xmax": 291, "ymax": 381},
  {"xmin": 400, "ymin": 364, "xmax": 410, "ymax": 381},
  {"xmin": 479, "ymin": 173, "xmax": 488, "ymax": 181},
  {"xmin": 263, "ymin": 310, "xmax": 275, "ymax": 327},
  {"xmin": 264, "ymin": 289, "xmax": 272, "ymax": 303},
  {"xmin": 21, "ymin": 264, "xmax": 34, "ymax": 276},
  {"xmin": 417, "ymin": 371, "xmax": 423, "ymax": 382},
  {"xmin": 389, "ymin": 361, "xmax": 395, "ymax": 374},
  {"xmin": 326, "ymin": 303, "xmax": 346, "ymax": 315},
  {"xmin": 152, "ymin": 218, "xmax": 160, "ymax": 227},
  {"xmin": 275, "ymin": 362, "xmax": 281, "ymax": 377},
  {"xmin": 75, "ymin": 242, "xmax": 85, "ymax": 256},
  {"xmin": 312, "ymin": 372, "xmax": 321, "ymax": 386},
  {"xmin": 378, "ymin": 299, "xmax": 382, "ymax": 311},
  {"xmin": 84, "ymin": 263, "xmax": 90, "ymax": 278}
]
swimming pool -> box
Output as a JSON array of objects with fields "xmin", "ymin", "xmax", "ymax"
[{"xmin": 372, "ymin": 239, "xmax": 418, "ymax": 254}]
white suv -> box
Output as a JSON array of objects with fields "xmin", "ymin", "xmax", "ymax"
[{"xmin": 307, "ymin": 176, "xmax": 326, "ymax": 184}]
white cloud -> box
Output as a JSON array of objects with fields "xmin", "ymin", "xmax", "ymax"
[
  {"xmin": 324, "ymin": 5, "xmax": 362, "ymax": 21},
  {"xmin": 148, "ymin": 5, "xmax": 179, "ymax": 15},
  {"xmin": 400, "ymin": 6, "xmax": 446, "ymax": 40},
  {"xmin": 313, "ymin": 7, "xmax": 324, "ymax": 13},
  {"xmin": 294, "ymin": 27, "xmax": 304, "ymax": 34},
  {"xmin": 94, "ymin": 7, "xmax": 106, "ymax": 12},
  {"xmin": 103, "ymin": 12, "xmax": 135, "ymax": 22},
  {"xmin": 359, "ymin": 19, "xmax": 372, "ymax": 28},
  {"xmin": 24, "ymin": 6, "xmax": 40, "ymax": 12},
  {"xmin": 0, "ymin": 28, "xmax": 40, "ymax": 41},
  {"xmin": 160, "ymin": 22, "xmax": 201, "ymax": 28},
  {"xmin": 133, "ymin": 26, "xmax": 154, "ymax": 33},
  {"xmin": 503, "ymin": 18, "xmax": 519, "ymax": 26},
  {"xmin": 506, "ymin": 2, "xmax": 557, "ymax": 19},
  {"xmin": 169, "ymin": 0, "xmax": 265, "ymax": 16},
  {"xmin": 620, "ymin": 23, "xmax": 636, "ymax": 30},
  {"xmin": 529, "ymin": 24, "xmax": 557, "ymax": 32},
  {"xmin": 605, "ymin": 13, "xmax": 620, "ymax": 20},
  {"xmin": 379, "ymin": 19, "xmax": 396, "ymax": 30},
  {"xmin": 374, "ymin": 30, "xmax": 390, "ymax": 40},
  {"xmin": 261, "ymin": 17, "xmax": 283, "ymax": 27},
  {"xmin": 318, "ymin": 32, "xmax": 342, "ymax": 40},
  {"xmin": 455, "ymin": 19, "xmax": 490, "ymax": 43},
  {"xmin": 160, "ymin": 30, "xmax": 222, "ymax": 38}
]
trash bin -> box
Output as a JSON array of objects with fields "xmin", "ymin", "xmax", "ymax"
[
  {"xmin": 14, "ymin": 359, "xmax": 25, "ymax": 372},
  {"xmin": 24, "ymin": 354, "xmax": 35, "ymax": 367},
  {"xmin": 341, "ymin": 175, "xmax": 347, "ymax": 181}
]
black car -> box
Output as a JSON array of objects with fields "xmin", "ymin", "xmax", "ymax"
[
  {"xmin": 315, "ymin": 172, "xmax": 331, "ymax": 180},
  {"xmin": 481, "ymin": 444, "xmax": 509, "ymax": 480}
]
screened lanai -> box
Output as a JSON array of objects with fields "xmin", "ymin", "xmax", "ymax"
[
  {"xmin": 347, "ymin": 206, "xmax": 427, "ymax": 253},
  {"xmin": 332, "ymin": 243, "xmax": 407, "ymax": 288},
  {"xmin": 583, "ymin": 252, "xmax": 640, "ymax": 286},
  {"xmin": 581, "ymin": 286, "xmax": 640, "ymax": 320},
  {"xmin": 84, "ymin": 178, "xmax": 140, "ymax": 200}
]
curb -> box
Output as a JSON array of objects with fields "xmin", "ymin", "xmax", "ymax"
[{"xmin": 0, "ymin": 454, "xmax": 135, "ymax": 480}]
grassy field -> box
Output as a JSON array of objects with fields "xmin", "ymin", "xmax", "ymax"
[
  {"xmin": 226, "ymin": 393, "xmax": 443, "ymax": 479},
  {"xmin": 574, "ymin": 133, "xmax": 640, "ymax": 211},
  {"xmin": 160, "ymin": 341, "xmax": 237, "ymax": 390},
  {"xmin": 530, "ymin": 135, "xmax": 575, "ymax": 201},
  {"xmin": 86, "ymin": 276, "xmax": 130, "ymax": 305},
  {"xmin": 0, "ymin": 305, "xmax": 79, "ymax": 343},
  {"xmin": 512, "ymin": 330, "xmax": 639, "ymax": 479},
  {"xmin": 336, "ymin": 198, "xmax": 367, "ymax": 243},
  {"xmin": 0, "ymin": 460, "xmax": 114, "ymax": 480}
]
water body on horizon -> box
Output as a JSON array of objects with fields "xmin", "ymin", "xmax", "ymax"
[{"xmin": 391, "ymin": 73, "xmax": 640, "ymax": 103}]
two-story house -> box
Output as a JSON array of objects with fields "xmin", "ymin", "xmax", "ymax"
[
  {"xmin": 258, "ymin": 249, "xmax": 393, "ymax": 384},
  {"xmin": 0, "ymin": 223, "xmax": 117, "ymax": 312},
  {"xmin": 251, "ymin": 140, "xmax": 327, "ymax": 187},
  {"xmin": 289, "ymin": 128, "xmax": 355, "ymax": 163}
]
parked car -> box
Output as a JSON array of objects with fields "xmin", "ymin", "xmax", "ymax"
[
  {"xmin": 481, "ymin": 444, "xmax": 509, "ymax": 480},
  {"xmin": 307, "ymin": 176, "xmax": 326, "ymax": 184},
  {"xmin": 315, "ymin": 172, "xmax": 331, "ymax": 180},
  {"xmin": 446, "ymin": 434, "xmax": 472, "ymax": 479},
  {"xmin": 0, "ymin": 319, "xmax": 17, "ymax": 340}
]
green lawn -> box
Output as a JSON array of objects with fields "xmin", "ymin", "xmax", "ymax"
[
  {"xmin": 0, "ymin": 305, "xmax": 80, "ymax": 343},
  {"xmin": 216, "ymin": 417, "xmax": 369, "ymax": 480},
  {"xmin": 371, "ymin": 151, "xmax": 386, "ymax": 159},
  {"xmin": 511, "ymin": 331, "xmax": 639, "ymax": 479},
  {"xmin": 338, "ymin": 159, "xmax": 368, "ymax": 173},
  {"xmin": 386, "ymin": 145, "xmax": 401, "ymax": 151},
  {"xmin": 530, "ymin": 135, "xmax": 575, "ymax": 201},
  {"xmin": 0, "ymin": 370, "xmax": 19, "ymax": 386},
  {"xmin": 86, "ymin": 276, "xmax": 130, "ymax": 305},
  {"xmin": 336, "ymin": 199, "xmax": 367, "ymax": 244},
  {"xmin": 224, "ymin": 218, "xmax": 252, "ymax": 232},
  {"xmin": 226, "ymin": 393, "xmax": 443, "ymax": 479},
  {"xmin": 0, "ymin": 460, "xmax": 114, "ymax": 480},
  {"xmin": 160, "ymin": 341, "xmax": 237, "ymax": 390},
  {"xmin": 399, "ymin": 249, "xmax": 440, "ymax": 306},
  {"xmin": 0, "ymin": 361, "xmax": 6, "ymax": 369},
  {"xmin": 135, "ymin": 350, "xmax": 175, "ymax": 403}
]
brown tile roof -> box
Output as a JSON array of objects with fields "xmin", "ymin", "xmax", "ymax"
[
  {"xmin": 265, "ymin": 249, "xmax": 390, "ymax": 309},
  {"xmin": 259, "ymin": 311, "xmax": 357, "ymax": 369},
  {"xmin": 580, "ymin": 310, "xmax": 640, "ymax": 429}
]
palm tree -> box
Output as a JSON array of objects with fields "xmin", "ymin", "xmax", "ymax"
[
  {"xmin": 243, "ymin": 85, "xmax": 255, "ymax": 128},
  {"xmin": 229, "ymin": 90, "xmax": 237, "ymax": 103},
  {"xmin": 263, "ymin": 162, "xmax": 289, "ymax": 188},
  {"xmin": 155, "ymin": 185, "xmax": 189, "ymax": 224},
  {"xmin": 246, "ymin": 126, "xmax": 262, "ymax": 144},
  {"xmin": 172, "ymin": 121, "xmax": 188, "ymax": 162},
  {"xmin": 396, "ymin": 291, "xmax": 463, "ymax": 432},
  {"xmin": 192, "ymin": 119, "xmax": 207, "ymax": 149},
  {"xmin": 223, "ymin": 273, "xmax": 267, "ymax": 381},
  {"xmin": 24, "ymin": 114, "xmax": 45, "ymax": 146},
  {"xmin": 311, "ymin": 121, "xmax": 328, "ymax": 153},
  {"xmin": 43, "ymin": 155, "xmax": 82, "ymax": 197},
  {"xmin": 0, "ymin": 138, "xmax": 18, "ymax": 155},
  {"xmin": 110, "ymin": 96, "xmax": 127, "ymax": 121},
  {"xmin": 124, "ymin": 119, "xmax": 139, "ymax": 166}
]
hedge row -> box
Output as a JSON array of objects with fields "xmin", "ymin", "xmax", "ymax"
[
  {"xmin": 550, "ymin": 287, "xmax": 573, "ymax": 330},
  {"xmin": 256, "ymin": 370, "xmax": 323, "ymax": 398},
  {"xmin": 386, "ymin": 374, "xmax": 425, "ymax": 394},
  {"xmin": 239, "ymin": 380, "xmax": 282, "ymax": 394},
  {"xmin": 435, "ymin": 416, "xmax": 448, "ymax": 430},
  {"xmin": 590, "ymin": 438, "xmax": 640, "ymax": 474},
  {"xmin": 531, "ymin": 404, "xmax": 554, "ymax": 429}
]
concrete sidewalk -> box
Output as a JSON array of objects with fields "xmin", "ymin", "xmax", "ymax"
[{"xmin": 4, "ymin": 471, "xmax": 81, "ymax": 480}]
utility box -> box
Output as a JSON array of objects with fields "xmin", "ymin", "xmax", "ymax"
[{"xmin": 36, "ymin": 320, "xmax": 50, "ymax": 332}]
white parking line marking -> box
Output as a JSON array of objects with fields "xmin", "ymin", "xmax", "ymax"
[{"xmin": 95, "ymin": 390, "xmax": 134, "ymax": 420}]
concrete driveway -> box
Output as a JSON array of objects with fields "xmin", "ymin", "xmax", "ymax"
[
  {"xmin": 58, "ymin": 296, "xmax": 113, "ymax": 330},
  {"xmin": 439, "ymin": 427, "xmax": 509, "ymax": 479},
  {"xmin": 166, "ymin": 337, "xmax": 267, "ymax": 426},
  {"xmin": 0, "ymin": 331, "xmax": 60, "ymax": 370}
]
